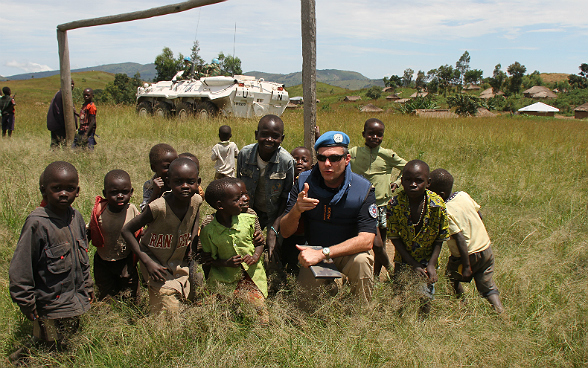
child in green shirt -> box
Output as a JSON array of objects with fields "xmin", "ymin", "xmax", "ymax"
[
  {"xmin": 350, "ymin": 118, "xmax": 407, "ymax": 277},
  {"xmin": 201, "ymin": 177, "xmax": 268, "ymax": 324}
]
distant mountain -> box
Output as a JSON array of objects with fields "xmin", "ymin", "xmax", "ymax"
[
  {"xmin": 244, "ymin": 69, "xmax": 384, "ymax": 89},
  {"xmin": 5, "ymin": 63, "xmax": 384, "ymax": 90},
  {"xmin": 6, "ymin": 63, "xmax": 157, "ymax": 81}
]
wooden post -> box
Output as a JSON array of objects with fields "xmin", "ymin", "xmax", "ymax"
[
  {"xmin": 301, "ymin": 0, "xmax": 317, "ymax": 155},
  {"xmin": 57, "ymin": 30, "xmax": 75, "ymax": 146},
  {"xmin": 56, "ymin": 0, "xmax": 226, "ymax": 144}
]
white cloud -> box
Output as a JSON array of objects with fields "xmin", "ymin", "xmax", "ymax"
[{"xmin": 5, "ymin": 61, "xmax": 53, "ymax": 73}]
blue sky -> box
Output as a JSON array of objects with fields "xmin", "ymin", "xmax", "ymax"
[{"xmin": 1, "ymin": 0, "xmax": 587, "ymax": 79}]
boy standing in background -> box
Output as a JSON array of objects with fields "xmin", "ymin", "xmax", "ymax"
[
  {"xmin": 211, "ymin": 125, "xmax": 239, "ymax": 179},
  {"xmin": 73, "ymin": 88, "xmax": 97, "ymax": 149},
  {"xmin": 0, "ymin": 86, "xmax": 16, "ymax": 137},
  {"xmin": 350, "ymin": 118, "xmax": 407, "ymax": 277}
]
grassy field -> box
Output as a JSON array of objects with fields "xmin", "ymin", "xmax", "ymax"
[{"xmin": 0, "ymin": 100, "xmax": 587, "ymax": 367}]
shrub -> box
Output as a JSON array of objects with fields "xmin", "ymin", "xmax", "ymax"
[
  {"xmin": 447, "ymin": 94, "xmax": 483, "ymax": 116},
  {"xmin": 398, "ymin": 96, "xmax": 437, "ymax": 114},
  {"xmin": 365, "ymin": 86, "xmax": 382, "ymax": 100}
]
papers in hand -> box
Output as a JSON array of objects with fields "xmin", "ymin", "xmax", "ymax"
[{"xmin": 300, "ymin": 245, "xmax": 342, "ymax": 279}]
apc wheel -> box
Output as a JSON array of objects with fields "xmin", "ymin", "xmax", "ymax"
[
  {"xmin": 176, "ymin": 102, "xmax": 193, "ymax": 120},
  {"xmin": 153, "ymin": 101, "xmax": 172, "ymax": 118},
  {"xmin": 136, "ymin": 101, "xmax": 152, "ymax": 117},
  {"xmin": 195, "ymin": 101, "xmax": 219, "ymax": 119}
]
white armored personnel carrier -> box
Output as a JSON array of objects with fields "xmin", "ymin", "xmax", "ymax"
[{"xmin": 136, "ymin": 73, "xmax": 289, "ymax": 119}]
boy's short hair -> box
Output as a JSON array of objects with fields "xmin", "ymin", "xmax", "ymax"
[
  {"xmin": 2, "ymin": 87, "xmax": 10, "ymax": 95},
  {"xmin": 363, "ymin": 118, "xmax": 384, "ymax": 131},
  {"xmin": 404, "ymin": 159, "xmax": 430, "ymax": 176},
  {"xmin": 41, "ymin": 161, "xmax": 78, "ymax": 189},
  {"xmin": 178, "ymin": 152, "xmax": 200, "ymax": 171},
  {"xmin": 104, "ymin": 169, "xmax": 131, "ymax": 189},
  {"xmin": 257, "ymin": 114, "xmax": 284, "ymax": 133},
  {"xmin": 168, "ymin": 157, "xmax": 199, "ymax": 178},
  {"xmin": 291, "ymin": 146, "xmax": 311, "ymax": 155},
  {"xmin": 219, "ymin": 125, "xmax": 232, "ymax": 141},
  {"xmin": 205, "ymin": 177, "xmax": 240, "ymax": 209},
  {"xmin": 429, "ymin": 168, "xmax": 454, "ymax": 196},
  {"xmin": 149, "ymin": 143, "xmax": 177, "ymax": 167}
]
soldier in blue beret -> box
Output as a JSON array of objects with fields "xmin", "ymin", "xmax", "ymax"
[{"xmin": 280, "ymin": 131, "xmax": 377, "ymax": 302}]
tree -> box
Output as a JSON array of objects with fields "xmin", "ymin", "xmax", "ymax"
[
  {"xmin": 217, "ymin": 52, "xmax": 242, "ymax": 76},
  {"xmin": 365, "ymin": 86, "xmax": 382, "ymax": 100},
  {"xmin": 154, "ymin": 47, "xmax": 183, "ymax": 81},
  {"xmin": 189, "ymin": 40, "xmax": 204, "ymax": 69},
  {"xmin": 568, "ymin": 63, "xmax": 588, "ymax": 89},
  {"xmin": 455, "ymin": 51, "xmax": 470, "ymax": 88},
  {"xmin": 489, "ymin": 64, "xmax": 506, "ymax": 94},
  {"xmin": 436, "ymin": 64, "xmax": 460, "ymax": 96},
  {"xmin": 507, "ymin": 61, "xmax": 527, "ymax": 95},
  {"xmin": 522, "ymin": 70, "xmax": 543, "ymax": 89},
  {"xmin": 102, "ymin": 73, "xmax": 143, "ymax": 104},
  {"xmin": 464, "ymin": 69, "xmax": 484, "ymax": 85},
  {"xmin": 402, "ymin": 68, "xmax": 414, "ymax": 88},
  {"xmin": 415, "ymin": 70, "xmax": 427, "ymax": 92}
]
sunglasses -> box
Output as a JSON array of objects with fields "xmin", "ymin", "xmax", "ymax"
[{"xmin": 316, "ymin": 154, "xmax": 346, "ymax": 162}]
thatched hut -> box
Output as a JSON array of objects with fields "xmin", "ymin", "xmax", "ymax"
[
  {"xmin": 523, "ymin": 86, "xmax": 557, "ymax": 99},
  {"xmin": 574, "ymin": 102, "xmax": 588, "ymax": 119},
  {"xmin": 344, "ymin": 96, "xmax": 362, "ymax": 102},
  {"xmin": 479, "ymin": 88, "xmax": 504, "ymax": 99},
  {"xmin": 360, "ymin": 104, "xmax": 384, "ymax": 113},
  {"xmin": 386, "ymin": 94, "xmax": 401, "ymax": 101},
  {"xmin": 410, "ymin": 91, "xmax": 428, "ymax": 98}
]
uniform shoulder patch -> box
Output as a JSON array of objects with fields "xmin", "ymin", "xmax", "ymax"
[{"xmin": 369, "ymin": 203, "xmax": 378, "ymax": 218}]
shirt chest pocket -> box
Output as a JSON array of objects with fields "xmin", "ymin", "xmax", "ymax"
[{"xmin": 45, "ymin": 242, "xmax": 73, "ymax": 274}]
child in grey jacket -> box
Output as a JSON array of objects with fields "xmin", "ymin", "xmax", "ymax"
[{"xmin": 9, "ymin": 161, "xmax": 93, "ymax": 362}]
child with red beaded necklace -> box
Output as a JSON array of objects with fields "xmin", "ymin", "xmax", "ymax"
[{"xmin": 386, "ymin": 160, "xmax": 449, "ymax": 315}]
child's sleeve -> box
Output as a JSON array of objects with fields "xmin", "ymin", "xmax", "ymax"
[
  {"xmin": 211, "ymin": 145, "xmax": 218, "ymax": 161},
  {"xmin": 8, "ymin": 220, "xmax": 42, "ymax": 315},
  {"xmin": 386, "ymin": 198, "xmax": 401, "ymax": 239},
  {"xmin": 436, "ymin": 206, "xmax": 450, "ymax": 242},
  {"xmin": 200, "ymin": 226, "xmax": 218, "ymax": 260}
]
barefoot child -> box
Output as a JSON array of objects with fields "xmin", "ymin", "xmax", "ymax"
[
  {"xmin": 88, "ymin": 170, "xmax": 140, "ymax": 302},
  {"xmin": 123, "ymin": 158, "xmax": 202, "ymax": 313},
  {"xmin": 350, "ymin": 118, "xmax": 407, "ymax": 277},
  {"xmin": 141, "ymin": 143, "xmax": 178, "ymax": 211},
  {"xmin": 200, "ymin": 178, "xmax": 268, "ymax": 323},
  {"xmin": 428, "ymin": 168, "xmax": 504, "ymax": 313},
  {"xmin": 9, "ymin": 161, "xmax": 93, "ymax": 362},
  {"xmin": 387, "ymin": 160, "xmax": 448, "ymax": 315}
]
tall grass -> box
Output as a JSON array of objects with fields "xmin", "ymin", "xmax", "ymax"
[{"xmin": 0, "ymin": 103, "xmax": 587, "ymax": 367}]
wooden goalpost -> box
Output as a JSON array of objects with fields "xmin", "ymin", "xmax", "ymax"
[{"xmin": 57, "ymin": 0, "xmax": 317, "ymax": 153}]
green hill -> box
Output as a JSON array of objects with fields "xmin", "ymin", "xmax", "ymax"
[
  {"xmin": 244, "ymin": 69, "xmax": 384, "ymax": 90},
  {"xmin": 1, "ymin": 71, "xmax": 115, "ymax": 104},
  {"xmin": 5, "ymin": 62, "xmax": 156, "ymax": 82}
]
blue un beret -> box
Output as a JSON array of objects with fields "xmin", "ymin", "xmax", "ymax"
[{"xmin": 314, "ymin": 131, "xmax": 350, "ymax": 151}]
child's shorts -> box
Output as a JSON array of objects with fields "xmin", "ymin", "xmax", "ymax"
[
  {"xmin": 445, "ymin": 246, "xmax": 499, "ymax": 297},
  {"xmin": 33, "ymin": 316, "xmax": 80, "ymax": 343},
  {"xmin": 148, "ymin": 286, "xmax": 185, "ymax": 313}
]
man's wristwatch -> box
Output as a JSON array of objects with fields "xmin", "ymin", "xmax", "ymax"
[{"xmin": 322, "ymin": 247, "xmax": 331, "ymax": 260}]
